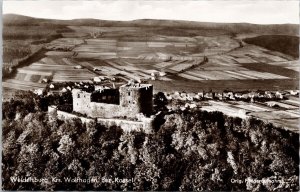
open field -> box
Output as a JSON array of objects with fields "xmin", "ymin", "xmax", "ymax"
[
  {"xmin": 3, "ymin": 15, "xmax": 299, "ymax": 97},
  {"xmin": 3, "ymin": 56, "xmax": 96, "ymax": 91},
  {"xmin": 2, "ymin": 79, "xmax": 45, "ymax": 91},
  {"xmin": 46, "ymin": 38, "xmax": 84, "ymax": 50},
  {"xmin": 197, "ymin": 96, "xmax": 300, "ymax": 132},
  {"xmin": 151, "ymin": 79, "xmax": 298, "ymax": 93},
  {"xmin": 234, "ymin": 103, "xmax": 273, "ymax": 112}
]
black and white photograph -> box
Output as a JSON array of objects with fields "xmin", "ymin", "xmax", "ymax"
[{"xmin": 1, "ymin": 0, "xmax": 299, "ymax": 191}]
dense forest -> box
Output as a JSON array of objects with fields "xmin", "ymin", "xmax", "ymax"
[
  {"xmin": 2, "ymin": 91, "xmax": 299, "ymax": 191},
  {"xmin": 244, "ymin": 35, "xmax": 299, "ymax": 58}
]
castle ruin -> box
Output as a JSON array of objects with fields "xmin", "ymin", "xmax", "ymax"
[
  {"xmin": 72, "ymin": 84, "xmax": 153, "ymax": 118},
  {"xmin": 49, "ymin": 83, "xmax": 155, "ymax": 133}
]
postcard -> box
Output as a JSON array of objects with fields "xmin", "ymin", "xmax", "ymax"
[{"xmin": 2, "ymin": 1, "xmax": 299, "ymax": 191}]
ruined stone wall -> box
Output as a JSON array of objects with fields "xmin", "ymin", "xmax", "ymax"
[
  {"xmin": 48, "ymin": 106, "xmax": 154, "ymax": 133},
  {"xmin": 89, "ymin": 102, "xmax": 142, "ymax": 119},
  {"xmin": 72, "ymin": 89, "xmax": 92, "ymax": 116},
  {"xmin": 119, "ymin": 85, "xmax": 153, "ymax": 117},
  {"xmin": 57, "ymin": 110, "xmax": 93, "ymax": 123},
  {"xmin": 97, "ymin": 118, "xmax": 145, "ymax": 133},
  {"xmin": 48, "ymin": 106, "xmax": 93, "ymax": 123},
  {"xmin": 89, "ymin": 102, "xmax": 121, "ymax": 118},
  {"xmin": 72, "ymin": 84, "xmax": 153, "ymax": 119}
]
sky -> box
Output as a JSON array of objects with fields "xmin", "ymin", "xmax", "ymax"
[{"xmin": 3, "ymin": 0, "xmax": 299, "ymax": 24}]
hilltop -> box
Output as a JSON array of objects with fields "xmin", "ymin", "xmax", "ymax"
[{"xmin": 3, "ymin": 14, "xmax": 299, "ymax": 36}]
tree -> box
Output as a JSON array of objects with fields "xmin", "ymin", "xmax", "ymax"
[{"xmin": 153, "ymin": 92, "xmax": 168, "ymax": 112}]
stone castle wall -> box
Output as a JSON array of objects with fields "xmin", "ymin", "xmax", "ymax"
[
  {"xmin": 97, "ymin": 118, "xmax": 150, "ymax": 133},
  {"xmin": 48, "ymin": 106, "xmax": 93, "ymax": 123},
  {"xmin": 89, "ymin": 102, "xmax": 121, "ymax": 118},
  {"xmin": 48, "ymin": 106, "xmax": 154, "ymax": 134},
  {"xmin": 72, "ymin": 84, "xmax": 153, "ymax": 119},
  {"xmin": 119, "ymin": 85, "xmax": 153, "ymax": 117},
  {"xmin": 72, "ymin": 90, "xmax": 92, "ymax": 116}
]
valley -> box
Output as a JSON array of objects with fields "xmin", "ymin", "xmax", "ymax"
[{"xmin": 2, "ymin": 14, "xmax": 299, "ymax": 132}]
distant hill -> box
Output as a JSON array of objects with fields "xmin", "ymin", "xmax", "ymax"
[
  {"xmin": 244, "ymin": 35, "xmax": 299, "ymax": 58},
  {"xmin": 3, "ymin": 14, "xmax": 44, "ymax": 26},
  {"xmin": 3, "ymin": 14, "xmax": 299, "ymax": 36}
]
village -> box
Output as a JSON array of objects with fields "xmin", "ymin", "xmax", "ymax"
[{"xmin": 164, "ymin": 88, "xmax": 299, "ymax": 132}]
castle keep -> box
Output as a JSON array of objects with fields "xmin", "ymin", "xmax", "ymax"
[{"xmin": 72, "ymin": 84, "xmax": 153, "ymax": 119}]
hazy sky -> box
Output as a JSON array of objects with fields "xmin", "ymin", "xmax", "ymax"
[{"xmin": 3, "ymin": 0, "xmax": 299, "ymax": 24}]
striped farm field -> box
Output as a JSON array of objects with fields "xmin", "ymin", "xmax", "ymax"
[
  {"xmin": 281, "ymin": 99, "xmax": 300, "ymax": 107},
  {"xmin": 117, "ymin": 41, "xmax": 148, "ymax": 47},
  {"xmin": 40, "ymin": 57, "xmax": 58, "ymax": 65},
  {"xmin": 52, "ymin": 69, "xmax": 95, "ymax": 82},
  {"xmin": 271, "ymin": 110, "xmax": 300, "ymax": 119},
  {"xmin": 178, "ymin": 68, "xmax": 291, "ymax": 81},
  {"xmin": 15, "ymin": 73, "xmax": 27, "ymax": 81},
  {"xmin": 265, "ymin": 101, "xmax": 298, "ymax": 109},
  {"xmin": 169, "ymin": 63, "xmax": 194, "ymax": 72},
  {"xmin": 28, "ymin": 63, "xmax": 71, "ymax": 70},
  {"xmin": 70, "ymin": 36, "xmax": 206, "ymax": 59},
  {"xmin": 117, "ymin": 47, "xmax": 133, "ymax": 51},
  {"xmin": 4, "ymin": 56, "xmax": 97, "ymax": 91},
  {"xmin": 238, "ymin": 71, "xmax": 289, "ymax": 79},
  {"xmin": 250, "ymin": 110, "xmax": 300, "ymax": 120},
  {"xmin": 246, "ymin": 52, "xmax": 288, "ymax": 63},
  {"xmin": 17, "ymin": 68, "xmax": 53, "ymax": 76},
  {"xmin": 178, "ymin": 73, "xmax": 204, "ymax": 81},
  {"xmin": 185, "ymin": 71, "xmax": 221, "ymax": 80},
  {"xmin": 225, "ymin": 71, "xmax": 258, "ymax": 79},
  {"xmin": 45, "ymin": 51, "xmax": 74, "ymax": 57},
  {"xmin": 235, "ymin": 103, "xmax": 274, "ymax": 112},
  {"xmin": 184, "ymin": 70, "xmax": 236, "ymax": 80},
  {"xmin": 218, "ymin": 71, "xmax": 249, "ymax": 80},
  {"xmin": 285, "ymin": 67, "xmax": 300, "ymax": 72},
  {"xmin": 3, "ymin": 79, "xmax": 45, "ymax": 91},
  {"xmin": 53, "ymin": 76, "xmax": 93, "ymax": 82},
  {"xmin": 185, "ymin": 70, "xmax": 232, "ymax": 80},
  {"xmin": 86, "ymin": 39, "xmax": 117, "ymax": 44},
  {"xmin": 268, "ymin": 60, "xmax": 299, "ymax": 67},
  {"xmin": 76, "ymin": 52, "xmax": 117, "ymax": 59},
  {"xmin": 73, "ymin": 46, "xmax": 116, "ymax": 52},
  {"xmin": 233, "ymin": 57, "xmax": 257, "ymax": 63},
  {"xmin": 286, "ymin": 109, "xmax": 300, "ymax": 115},
  {"xmin": 155, "ymin": 62, "xmax": 176, "ymax": 69},
  {"xmin": 205, "ymin": 71, "xmax": 238, "ymax": 80},
  {"xmin": 49, "ymin": 38, "xmax": 84, "ymax": 45},
  {"xmin": 147, "ymin": 42, "xmax": 172, "ymax": 47},
  {"xmin": 263, "ymin": 54, "xmax": 287, "ymax": 62}
]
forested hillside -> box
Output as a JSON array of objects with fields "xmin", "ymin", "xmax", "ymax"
[
  {"xmin": 2, "ymin": 91, "xmax": 299, "ymax": 191},
  {"xmin": 244, "ymin": 35, "xmax": 299, "ymax": 58}
]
